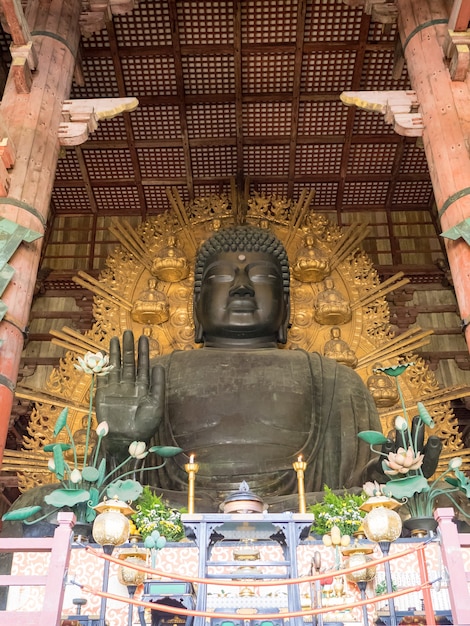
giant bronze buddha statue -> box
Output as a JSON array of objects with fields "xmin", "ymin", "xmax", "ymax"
[{"xmin": 95, "ymin": 225, "xmax": 383, "ymax": 510}]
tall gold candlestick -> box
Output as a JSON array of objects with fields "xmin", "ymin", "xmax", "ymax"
[
  {"xmin": 184, "ymin": 454, "xmax": 199, "ymax": 514},
  {"xmin": 292, "ymin": 455, "xmax": 307, "ymax": 514}
]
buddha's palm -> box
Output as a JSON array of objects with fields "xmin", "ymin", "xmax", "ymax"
[{"xmin": 95, "ymin": 332, "xmax": 165, "ymax": 462}]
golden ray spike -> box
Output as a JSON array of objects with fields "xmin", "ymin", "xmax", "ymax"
[
  {"xmin": 50, "ymin": 327, "xmax": 106, "ymax": 353},
  {"xmin": 350, "ymin": 272, "xmax": 407, "ymax": 311},
  {"xmin": 14, "ymin": 387, "xmax": 92, "ymax": 415},
  {"xmin": 351, "ymin": 277, "xmax": 410, "ymax": 311},
  {"xmin": 357, "ymin": 337, "xmax": 433, "ymax": 372},
  {"xmin": 166, "ymin": 187, "xmax": 198, "ymax": 254},
  {"xmin": 285, "ymin": 189, "xmax": 315, "ymax": 250},
  {"xmin": 329, "ymin": 222, "xmax": 363, "ymax": 258},
  {"xmin": 330, "ymin": 224, "xmax": 371, "ymax": 270},
  {"xmin": 72, "ymin": 271, "xmax": 132, "ymax": 311},
  {"xmin": 109, "ymin": 220, "xmax": 153, "ymax": 271},
  {"xmin": 356, "ymin": 328, "xmax": 434, "ymax": 369},
  {"xmin": 2, "ymin": 449, "xmax": 50, "ymax": 460},
  {"xmin": 378, "ymin": 385, "xmax": 470, "ymax": 420}
]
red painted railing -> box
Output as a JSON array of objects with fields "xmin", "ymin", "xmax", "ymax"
[
  {"xmin": 435, "ymin": 506, "xmax": 470, "ymax": 626},
  {"xmin": 0, "ymin": 512, "xmax": 75, "ymax": 626}
]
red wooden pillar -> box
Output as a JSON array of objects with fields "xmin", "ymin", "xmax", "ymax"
[
  {"xmin": 396, "ymin": 0, "xmax": 470, "ymax": 352},
  {"xmin": 0, "ymin": 0, "xmax": 82, "ymax": 464}
]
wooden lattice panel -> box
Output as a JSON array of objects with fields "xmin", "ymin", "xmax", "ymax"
[
  {"xmin": 82, "ymin": 148, "xmax": 135, "ymax": 180},
  {"xmin": 51, "ymin": 188, "xmax": 92, "ymax": 215},
  {"xmin": 92, "ymin": 186, "xmax": 142, "ymax": 212},
  {"xmin": 309, "ymin": 182, "xmax": 339, "ymax": 207},
  {"xmin": 243, "ymin": 145, "xmax": 291, "ymax": 176},
  {"xmin": 243, "ymin": 53, "xmax": 296, "ymax": 93},
  {"xmin": 342, "ymin": 180, "xmax": 390, "ymax": 206},
  {"xmin": 295, "ymin": 144, "xmax": 343, "ymax": 175},
  {"xmin": 183, "ymin": 55, "xmax": 236, "ymax": 94},
  {"xmin": 186, "ymin": 103, "xmax": 236, "ymax": 138},
  {"xmin": 190, "ymin": 146, "xmax": 237, "ymax": 178},
  {"xmin": 87, "ymin": 114, "xmax": 128, "ymax": 143},
  {"xmin": 113, "ymin": 2, "xmax": 173, "ymax": 47},
  {"xmin": 241, "ymin": 0, "xmax": 299, "ymax": 44},
  {"xmin": 352, "ymin": 108, "xmax": 396, "ymax": 135},
  {"xmin": 392, "ymin": 181, "xmax": 434, "ymax": 205},
  {"xmin": 298, "ymin": 101, "xmax": 349, "ymax": 136},
  {"xmin": 361, "ymin": 49, "xmax": 411, "ymax": 90},
  {"xmin": 70, "ymin": 57, "xmax": 119, "ymax": 98},
  {"xmin": 55, "ymin": 151, "xmax": 83, "ymax": 181},
  {"xmin": 301, "ymin": 50, "xmax": 357, "ymax": 92},
  {"xmin": 348, "ymin": 143, "xmax": 397, "ymax": 175},
  {"xmin": 399, "ymin": 144, "xmax": 431, "ymax": 174},
  {"xmin": 177, "ymin": 0, "xmax": 233, "ymax": 45},
  {"xmin": 243, "ymin": 102, "xmax": 292, "ymax": 136},
  {"xmin": 136, "ymin": 147, "xmax": 187, "ymax": 178},
  {"xmin": 121, "ymin": 56, "xmax": 178, "ymax": 97},
  {"xmin": 305, "ymin": 1, "xmax": 363, "ymax": 42},
  {"xmin": 131, "ymin": 105, "xmax": 182, "ymax": 141}
]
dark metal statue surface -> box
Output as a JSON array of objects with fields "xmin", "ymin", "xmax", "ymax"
[{"xmin": 95, "ymin": 226, "xmax": 383, "ymax": 511}]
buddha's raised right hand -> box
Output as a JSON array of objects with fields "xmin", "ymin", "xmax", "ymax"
[{"xmin": 95, "ymin": 330, "xmax": 165, "ymax": 463}]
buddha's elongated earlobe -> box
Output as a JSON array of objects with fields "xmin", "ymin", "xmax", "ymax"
[
  {"xmin": 193, "ymin": 299, "xmax": 204, "ymax": 343},
  {"xmin": 277, "ymin": 297, "xmax": 290, "ymax": 344}
]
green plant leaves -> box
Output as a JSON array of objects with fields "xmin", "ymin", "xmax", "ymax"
[
  {"xmin": 53, "ymin": 407, "xmax": 69, "ymax": 437},
  {"xmin": 357, "ymin": 431, "xmax": 389, "ymax": 445},
  {"xmin": 96, "ymin": 458, "xmax": 106, "ymax": 487},
  {"xmin": 43, "ymin": 443, "xmax": 72, "ymax": 452},
  {"xmin": 44, "ymin": 488, "xmax": 90, "ymax": 508},
  {"xmin": 105, "ymin": 479, "xmax": 143, "ymax": 502},
  {"xmin": 417, "ymin": 402, "xmax": 435, "ymax": 428},
  {"xmin": 86, "ymin": 487, "xmax": 100, "ymax": 522},
  {"xmin": 2, "ymin": 505, "xmax": 42, "ymax": 521},
  {"xmin": 148, "ymin": 445, "xmax": 183, "ymax": 457},
  {"xmin": 52, "ymin": 443, "xmax": 66, "ymax": 480},
  {"xmin": 384, "ymin": 475, "xmax": 429, "ymax": 500},
  {"xmin": 82, "ymin": 466, "xmax": 100, "ymax": 483}
]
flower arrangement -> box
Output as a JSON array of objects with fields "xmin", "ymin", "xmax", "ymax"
[
  {"xmin": 308, "ymin": 486, "xmax": 367, "ymax": 536},
  {"xmin": 131, "ymin": 485, "xmax": 185, "ymax": 543},
  {"xmin": 358, "ymin": 363, "xmax": 470, "ymax": 519},
  {"xmin": 2, "ymin": 351, "xmax": 182, "ymax": 527}
]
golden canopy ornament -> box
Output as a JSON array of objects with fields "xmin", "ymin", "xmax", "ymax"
[{"xmin": 9, "ymin": 186, "xmax": 470, "ymax": 492}]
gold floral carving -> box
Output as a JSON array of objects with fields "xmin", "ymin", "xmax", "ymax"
[{"xmin": 10, "ymin": 190, "xmax": 469, "ymax": 491}]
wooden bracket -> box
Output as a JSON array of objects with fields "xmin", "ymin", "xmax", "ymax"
[
  {"xmin": 58, "ymin": 97, "xmax": 139, "ymax": 146},
  {"xmin": 340, "ymin": 90, "xmax": 424, "ymax": 137}
]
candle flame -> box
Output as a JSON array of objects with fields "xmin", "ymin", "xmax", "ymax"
[
  {"xmin": 297, "ymin": 455, "xmax": 303, "ymax": 463},
  {"xmin": 189, "ymin": 454, "xmax": 195, "ymax": 464}
]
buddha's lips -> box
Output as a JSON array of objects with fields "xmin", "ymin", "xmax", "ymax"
[{"xmin": 227, "ymin": 299, "xmax": 257, "ymax": 312}]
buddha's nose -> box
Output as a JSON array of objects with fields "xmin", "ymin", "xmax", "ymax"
[{"xmin": 229, "ymin": 273, "xmax": 255, "ymax": 297}]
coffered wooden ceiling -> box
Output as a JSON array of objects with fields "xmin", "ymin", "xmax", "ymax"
[{"xmin": 44, "ymin": 0, "xmax": 439, "ymax": 279}]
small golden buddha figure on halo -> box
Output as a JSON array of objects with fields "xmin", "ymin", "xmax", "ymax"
[
  {"xmin": 131, "ymin": 277, "xmax": 169, "ymax": 325},
  {"xmin": 292, "ymin": 233, "xmax": 330, "ymax": 283},
  {"xmin": 136, "ymin": 326, "xmax": 161, "ymax": 359},
  {"xmin": 367, "ymin": 363, "xmax": 400, "ymax": 408},
  {"xmin": 314, "ymin": 277, "xmax": 352, "ymax": 325},
  {"xmin": 151, "ymin": 234, "xmax": 189, "ymax": 283},
  {"xmin": 323, "ymin": 326, "xmax": 358, "ymax": 369}
]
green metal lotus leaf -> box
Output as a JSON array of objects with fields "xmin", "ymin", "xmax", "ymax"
[
  {"xmin": 147, "ymin": 445, "xmax": 183, "ymax": 457},
  {"xmin": 86, "ymin": 487, "xmax": 100, "ymax": 522},
  {"xmin": 96, "ymin": 458, "xmax": 107, "ymax": 488},
  {"xmin": 446, "ymin": 469, "xmax": 470, "ymax": 496},
  {"xmin": 357, "ymin": 431, "xmax": 389, "ymax": 445},
  {"xmin": 2, "ymin": 505, "xmax": 42, "ymax": 522},
  {"xmin": 53, "ymin": 407, "xmax": 69, "ymax": 437},
  {"xmin": 417, "ymin": 402, "xmax": 435, "ymax": 428},
  {"xmin": 43, "ymin": 443, "xmax": 72, "ymax": 452},
  {"xmin": 374, "ymin": 363, "xmax": 414, "ymax": 377},
  {"xmin": 44, "ymin": 488, "xmax": 90, "ymax": 508},
  {"xmin": 105, "ymin": 479, "xmax": 143, "ymax": 502},
  {"xmin": 52, "ymin": 443, "xmax": 65, "ymax": 480},
  {"xmin": 385, "ymin": 475, "xmax": 430, "ymax": 500},
  {"xmin": 82, "ymin": 466, "xmax": 100, "ymax": 483}
]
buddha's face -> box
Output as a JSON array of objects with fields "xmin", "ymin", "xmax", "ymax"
[{"xmin": 195, "ymin": 250, "xmax": 288, "ymax": 345}]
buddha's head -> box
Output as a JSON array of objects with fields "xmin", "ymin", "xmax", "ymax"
[{"xmin": 194, "ymin": 225, "xmax": 290, "ymax": 347}]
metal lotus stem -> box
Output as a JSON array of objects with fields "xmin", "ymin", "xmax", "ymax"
[
  {"xmin": 292, "ymin": 455, "xmax": 307, "ymax": 514},
  {"xmin": 184, "ymin": 454, "xmax": 199, "ymax": 514}
]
